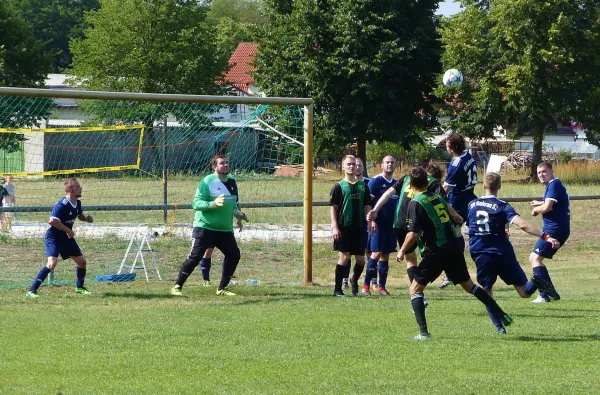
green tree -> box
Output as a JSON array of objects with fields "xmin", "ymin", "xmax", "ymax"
[
  {"xmin": 215, "ymin": 17, "xmax": 257, "ymax": 58},
  {"xmin": 11, "ymin": 0, "xmax": 100, "ymax": 72},
  {"xmin": 0, "ymin": 1, "xmax": 53, "ymax": 152},
  {"xmin": 254, "ymin": 0, "xmax": 442, "ymax": 163},
  {"xmin": 437, "ymin": 0, "xmax": 600, "ymax": 179},
  {"xmin": 207, "ymin": 0, "xmax": 267, "ymax": 25},
  {"xmin": 69, "ymin": 0, "xmax": 230, "ymax": 169}
]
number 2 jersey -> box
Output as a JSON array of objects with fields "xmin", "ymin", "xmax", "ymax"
[
  {"xmin": 466, "ymin": 196, "xmax": 518, "ymax": 255},
  {"xmin": 445, "ymin": 151, "xmax": 477, "ymax": 215}
]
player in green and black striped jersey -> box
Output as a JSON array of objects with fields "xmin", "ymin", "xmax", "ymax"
[
  {"xmin": 397, "ymin": 167, "xmax": 513, "ymax": 340},
  {"xmin": 329, "ymin": 155, "xmax": 373, "ymax": 297}
]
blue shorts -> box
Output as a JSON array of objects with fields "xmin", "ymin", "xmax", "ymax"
[
  {"xmin": 368, "ymin": 222, "xmax": 397, "ymax": 254},
  {"xmin": 45, "ymin": 233, "xmax": 82, "ymax": 260},
  {"xmin": 532, "ymin": 235, "xmax": 569, "ymax": 259},
  {"xmin": 471, "ymin": 251, "xmax": 527, "ymax": 290}
]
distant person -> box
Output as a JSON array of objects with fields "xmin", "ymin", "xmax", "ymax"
[
  {"xmin": 529, "ymin": 161, "xmax": 570, "ymax": 303},
  {"xmin": 26, "ymin": 178, "xmax": 94, "ymax": 298},
  {"xmin": 397, "ymin": 167, "xmax": 512, "ymax": 340},
  {"xmin": 330, "ymin": 155, "xmax": 373, "ymax": 296},
  {"xmin": 0, "ymin": 178, "xmax": 7, "ymax": 231},
  {"xmin": 171, "ymin": 155, "xmax": 247, "ymax": 297},
  {"xmin": 467, "ymin": 172, "xmax": 560, "ymax": 333},
  {"xmin": 2, "ymin": 175, "xmax": 16, "ymax": 231}
]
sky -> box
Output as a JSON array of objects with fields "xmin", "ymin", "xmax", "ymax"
[{"xmin": 437, "ymin": 0, "xmax": 463, "ymax": 16}]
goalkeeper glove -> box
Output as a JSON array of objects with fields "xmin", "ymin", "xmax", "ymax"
[
  {"xmin": 233, "ymin": 209, "xmax": 249, "ymax": 222},
  {"xmin": 210, "ymin": 194, "xmax": 225, "ymax": 208}
]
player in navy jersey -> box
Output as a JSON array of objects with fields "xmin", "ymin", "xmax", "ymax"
[
  {"xmin": 363, "ymin": 155, "xmax": 398, "ymax": 295},
  {"xmin": 342, "ymin": 157, "xmax": 370, "ymax": 290},
  {"xmin": 467, "ymin": 172, "xmax": 561, "ymax": 333},
  {"xmin": 529, "ymin": 161, "xmax": 571, "ymax": 303},
  {"xmin": 397, "ymin": 167, "xmax": 512, "ymax": 340},
  {"xmin": 26, "ymin": 178, "xmax": 94, "ymax": 298},
  {"xmin": 330, "ymin": 155, "xmax": 373, "ymax": 296}
]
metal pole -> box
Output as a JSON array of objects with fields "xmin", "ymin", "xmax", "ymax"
[
  {"xmin": 303, "ymin": 104, "xmax": 314, "ymax": 285},
  {"xmin": 162, "ymin": 117, "xmax": 168, "ymax": 223}
]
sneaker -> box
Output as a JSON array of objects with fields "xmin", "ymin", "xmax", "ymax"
[
  {"xmin": 75, "ymin": 287, "xmax": 92, "ymax": 295},
  {"xmin": 361, "ymin": 285, "xmax": 371, "ymax": 296},
  {"xmin": 333, "ymin": 289, "xmax": 345, "ymax": 297},
  {"xmin": 202, "ymin": 280, "xmax": 212, "ymax": 287},
  {"xmin": 412, "ymin": 333, "xmax": 432, "ymax": 341},
  {"xmin": 501, "ymin": 314, "xmax": 513, "ymax": 327},
  {"xmin": 531, "ymin": 295, "xmax": 550, "ymax": 304},
  {"xmin": 439, "ymin": 277, "xmax": 454, "ymax": 289},
  {"xmin": 26, "ymin": 291, "xmax": 40, "ymax": 298},
  {"xmin": 497, "ymin": 327, "xmax": 507, "ymax": 335},
  {"xmin": 216, "ymin": 288, "xmax": 236, "ymax": 296},
  {"xmin": 342, "ymin": 279, "xmax": 349, "ymax": 290},
  {"xmin": 376, "ymin": 287, "xmax": 390, "ymax": 296},
  {"xmin": 170, "ymin": 285, "xmax": 183, "ymax": 296},
  {"xmin": 349, "ymin": 277, "xmax": 359, "ymax": 296},
  {"xmin": 531, "ymin": 275, "xmax": 560, "ymax": 301}
]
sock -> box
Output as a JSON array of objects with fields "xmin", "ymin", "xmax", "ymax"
[
  {"xmin": 76, "ymin": 267, "xmax": 86, "ymax": 288},
  {"xmin": 486, "ymin": 305, "xmax": 505, "ymax": 330},
  {"xmin": 200, "ymin": 258, "xmax": 212, "ymax": 281},
  {"xmin": 411, "ymin": 293, "xmax": 428, "ymax": 335},
  {"xmin": 352, "ymin": 263, "xmax": 365, "ymax": 284},
  {"xmin": 378, "ymin": 261, "xmax": 389, "ymax": 288},
  {"xmin": 364, "ymin": 258, "xmax": 378, "ymax": 286},
  {"xmin": 456, "ymin": 236, "xmax": 466, "ymax": 254},
  {"xmin": 30, "ymin": 266, "xmax": 51, "ymax": 292},
  {"xmin": 533, "ymin": 266, "xmax": 554, "ymax": 299},
  {"xmin": 470, "ymin": 284, "xmax": 506, "ymax": 318},
  {"xmin": 335, "ymin": 264, "xmax": 345, "ymax": 291},
  {"xmin": 407, "ymin": 266, "xmax": 418, "ymax": 284},
  {"xmin": 524, "ymin": 280, "xmax": 537, "ymax": 295},
  {"xmin": 175, "ymin": 259, "xmax": 198, "ymax": 288},
  {"xmin": 343, "ymin": 259, "xmax": 352, "ymax": 280}
]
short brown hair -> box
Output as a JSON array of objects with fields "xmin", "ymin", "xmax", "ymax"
[
  {"xmin": 484, "ymin": 172, "xmax": 502, "ymax": 191},
  {"xmin": 211, "ymin": 154, "xmax": 227, "ymax": 168},
  {"xmin": 427, "ymin": 163, "xmax": 443, "ymax": 181},
  {"xmin": 537, "ymin": 161, "xmax": 553, "ymax": 170},
  {"xmin": 446, "ymin": 133, "xmax": 466, "ymax": 153},
  {"xmin": 64, "ymin": 178, "xmax": 79, "ymax": 192},
  {"xmin": 409, "ymin": 166, "xmax": 429, "ymax": 189}
]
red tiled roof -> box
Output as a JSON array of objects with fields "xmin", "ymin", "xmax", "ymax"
[{"xmin": 223, "ymin": 43, "xmax": 258, "ymax": 94}]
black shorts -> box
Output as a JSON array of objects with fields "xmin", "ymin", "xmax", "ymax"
[
  {"xmin": 187, "ymin": 227, "xmax": 240, "ymax": 264},
  {"xmin": 394, "ymin": 228, "xmax": 418, "ymax": 254},
  {"xmin": 334, "ymin": 225, "xmax": 366, "ymax": 255},
  {"xmin": 414, "ymin": 247, "xmax": 470, "ymax": 286}
]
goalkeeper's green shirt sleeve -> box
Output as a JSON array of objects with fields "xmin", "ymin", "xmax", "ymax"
[{"xmin": 192, "ymin": 179, "xmax": 213, "ymax": 211}]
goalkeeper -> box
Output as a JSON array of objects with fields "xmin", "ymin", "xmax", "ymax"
[{"xmin": 171, "ymin": 155, "xmax": 248, "ymax": 297}]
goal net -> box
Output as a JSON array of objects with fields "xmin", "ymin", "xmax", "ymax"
[{"xmin": 0, "ymin": 89, "xmax": 314, "ymax": 290}]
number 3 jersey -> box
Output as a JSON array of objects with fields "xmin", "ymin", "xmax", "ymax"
[{"xmin": 466, "ymin": 196, "xmax": 518, "ymax": 255}]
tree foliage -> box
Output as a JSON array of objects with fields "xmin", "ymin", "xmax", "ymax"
[
  {"xmin": 11, "ymin": 0, "xmax": 100, "ymax": 72},
  {"xmin": 437, "ymin": 0, "xmax": 600, "ymax": 178},
  {"xmin": 0, "ymin": 1, "xmax": 53, "ymax": 152},
  {"xmin": 254, "ymin": 0, "xmax": 442, "ymax": 162}
]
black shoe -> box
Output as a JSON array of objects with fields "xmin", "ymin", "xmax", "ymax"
[
  {"xmin": 349, "ymin": 277, "xmax": 359, "ymax": 296},
  {"xmin": 531, "ymin": 275, "xmax": 561, "ymax": 301},
  {"xmin": 333, "ymin": 289, "xmax": 345, "ymax": 297}
]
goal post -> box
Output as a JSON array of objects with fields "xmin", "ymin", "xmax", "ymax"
[{"xmin": 0, "ymin": 87, "xmax": 314, "ymax": 289}]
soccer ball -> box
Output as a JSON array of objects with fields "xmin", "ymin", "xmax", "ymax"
[{"xmin": 443, "ymin": 69, "xmax": 463, "ymax": 87}]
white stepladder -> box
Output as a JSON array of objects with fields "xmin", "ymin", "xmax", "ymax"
[{"xmin": 118, "ymin": 226, "xmax": 162, "ymax": 281}]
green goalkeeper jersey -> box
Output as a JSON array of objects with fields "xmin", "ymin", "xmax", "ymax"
[{"xmin": 192, "ymin": 173, "xmax": 239, "ymax": 232}]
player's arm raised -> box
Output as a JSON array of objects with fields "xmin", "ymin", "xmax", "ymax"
[
  {"xmin": 512, "ymin": 216, "xmax": 560, "ymax": 249},
  {"xmin": 366, "ymin": 186, "xmax": 396, "ymax": 221},
  {"xmin": 192, "ymin": 181, "xmax": 224, "ymax": 211},
  {"xmin": 531, "ymin": 199, "xmax": 555, "ymax": 216}
]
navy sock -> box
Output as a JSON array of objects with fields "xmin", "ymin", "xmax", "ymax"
[
  {"xmin": 533, "ymin": 266, "xmax": 554, "ymax": 299},
  {"xmin": 378, "ymin": 261, "xmax": 389, "ymax": 287},
  {"xmin": 76, "ymin": 267, "xmax": 86, "ymax": 288},
  {"xmin": 335, "ymin": 264, "xmax": 345, "ymax": 291},
  {"xmin": 411, "ymin": 293, "xmax": 428, "ymax": 335},
  {"xmin": 486, "ymin": 305, "xmax": 505, "ymax": 330},
  {"xmin": 407, "ymin": 266, "xmax": 418, "ymax": 284},
  {"xmin": 352, "ymin": 263, "xmax": 364, "ymax": 284},
  {"xmin": 30, "ymin": 266, "xmax": 51, "ymax": 292},
  {"xmin": 524, "ymin": 280, "xmax": 537, "ymax": 295},
  {"xmin": 471, "ymin": 284, "xmax": 506, "ymax": 318},
  {"xmin": 364, "ymin": 258, "xmax": 378, "ymax": 286},
  {"xmin": 200, "ymin": 258, "xmax": 212, "ymax": 281}
]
